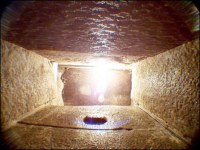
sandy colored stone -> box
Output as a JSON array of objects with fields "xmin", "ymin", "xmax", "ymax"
[
  {"xmin": 1, "ymin": 40, "xmax": 63, "ymax": 129},
  {"xmin": 55, "ymin": 72, "xmax": 64, "ymax": 106},
  {"xmin": 131, "ymin": 39, "xmax": 199, "ymax": 142},
  {"xmin": 19, "ymin": 105, "xmax": 159, "ymax": 130},
  {"xmin": 2, "ymin": 106, "xmax": 187, "ymax": 149}
]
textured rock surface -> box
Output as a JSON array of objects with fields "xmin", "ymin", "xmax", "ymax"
[
  {"xmin": 19, "ymin": 105, "xmax": 158, "ymax": 130},
  {"xmin": 56, "ymin": 72, "xmax": 64, "ymax": 106},
  {"xmin": 2, "ymin": 106, "xmax": 187, "ymax": 149},
  {"xmin": 1, "ymin": 40, "xmax": 63, "ymax": 129},
  {"xmin": 2, "ymin": 1, "xmax": 198, "ymax": 64},
  {"xmin": 131, "ymin": 39, "xmax": 199, "ymax": 142},
  {"xmin": 61, "ymin": 68, "xmax": 131, "ymax": 105}
]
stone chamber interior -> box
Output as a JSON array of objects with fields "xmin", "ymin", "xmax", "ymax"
[{"xmin": 0, "ymin": 1, "xmax": 199, "ymax": 149}]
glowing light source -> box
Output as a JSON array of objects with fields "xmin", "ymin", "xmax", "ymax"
[
  {"xmin": 52, "ymin": 62, "xmax": 58, "ymax": 82},
  {"xmin": 91, "ymin": 59, "xmax": 115, "ymax": 103},
  {"xmin": 98, "ymin": 94, "xmax": 105, "ymax": 103}
]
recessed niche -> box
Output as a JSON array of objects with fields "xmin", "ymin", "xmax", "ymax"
[{"xmin": 83, "ymin": 116, "xmax": 107, "ymax": 125}]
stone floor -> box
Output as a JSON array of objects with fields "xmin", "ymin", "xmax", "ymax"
[{"xmin": 1, "ymin": 105, "xmax": 188, "ymax": 149}]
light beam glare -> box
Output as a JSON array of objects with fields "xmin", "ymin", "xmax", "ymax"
[{"xmin": 91, "ymin": 59, "xmax": 115, "ymax": 103}]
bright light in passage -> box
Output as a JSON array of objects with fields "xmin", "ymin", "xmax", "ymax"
[
  {"xmin": 52, "ymin": 62, "xmax": 58, "ymax": 82},
  {"xmin": 98, "ymin": 94, "xmax": 105, "ymax": 103},
  {"xmin": 91, "ymin": 59, "xmax": 115, "ymax": 103}
]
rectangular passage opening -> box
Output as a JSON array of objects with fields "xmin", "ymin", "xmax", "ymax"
[{"xmin": 61, "ymin": 67, "xmax": 131, "ymax": 106}]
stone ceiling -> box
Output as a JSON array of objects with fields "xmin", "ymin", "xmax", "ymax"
[{"xmin": 1, "ymin": 1, "xmax": 199, "ymax": 66}]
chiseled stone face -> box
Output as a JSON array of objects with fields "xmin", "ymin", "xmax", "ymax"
[
  {"xmin": 1, "ymin": 1, "xmax": 198, "ymax": 64},
  {"xmin": 131, "ymin": 39, "xmax": 199, "ymax": 142},
  {"xmin": 1, "ymin": 40, "xmax": 62, "ymax": 129},
  {"xmin": 2, "ymin": 106, "xmax": 187, "ymax": 149}
]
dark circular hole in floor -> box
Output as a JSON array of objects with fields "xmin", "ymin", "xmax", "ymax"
[{"xmin": 83, "ymin": 116, "xmax": 107, "ymax": 125}]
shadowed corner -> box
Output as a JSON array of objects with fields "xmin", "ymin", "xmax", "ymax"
[
  {"xmin": 0, "ymin": 129, "xmax": 17, "ymax": 149},
  {"xmin": 187, "ymin": 130, "xmax": 200, "ymax": 150}
]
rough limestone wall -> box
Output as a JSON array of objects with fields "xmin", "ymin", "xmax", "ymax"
[
  {"xmin": 56, "ymin": 72, "xmax": 64, "ymax": 105},
  {"xmin": 131, "ymin": 39, "xmax": 199, "ymax": 142},
  {"xmin": 1, "ymin": 40, "xmax": 63, "ymax": 129}
]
